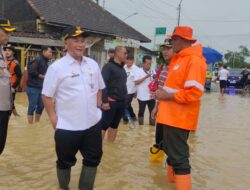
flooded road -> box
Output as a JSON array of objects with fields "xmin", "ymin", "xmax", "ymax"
[{"xmin": 0, "ymin": 91, "xmax": 250, "ymax": 190}]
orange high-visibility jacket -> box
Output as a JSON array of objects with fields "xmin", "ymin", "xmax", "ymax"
[
  {"xmin": 157, "ymin": 44, "xmax": 207, "ymax": 131},
  {"xmin": 7, "ymin": 60, "xmax": 18, "ymax": 86}
]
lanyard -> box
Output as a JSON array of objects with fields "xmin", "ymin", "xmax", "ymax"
[{"xmin": 0, "ymin": 46, "xmax": 5, "ymax": 61}]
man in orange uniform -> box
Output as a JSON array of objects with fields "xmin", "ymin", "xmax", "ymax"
[
  {"xmin": 154, "ymin": 26, "xmax": 207, "ymax": 190},
  {"xmin": 4, "ymin": 44, "xmax": 22, "ymax": 116}
]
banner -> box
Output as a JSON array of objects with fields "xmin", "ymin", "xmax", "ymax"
[{"xmin": 104, "ymin": 37, "xmax": 140, "ymax": 50}]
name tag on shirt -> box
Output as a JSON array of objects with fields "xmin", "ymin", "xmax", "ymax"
[{"xmin": 71, "ymin": 73, "xmax": 80, "ymax": 78}]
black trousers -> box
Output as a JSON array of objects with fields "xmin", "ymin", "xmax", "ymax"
[
  {"xmin": 0, "ymin": 111, "xmax": 11, "ymax": 155},
  {"xmin": 154, "ymin": 123, "xmax": 163, "ymax": 149},
  {"xmin": 100, "ymin": 101, "xmax": 125, "ymax": 131},
  {"xmin": 12, "ymin": 92, "xmax": 16, "ymax": 110},
  {"xmin": 138, "ymin": 99, "xmax": 155, "ymax": 118},
  {"xmin": 123, "ymin": 93, "xmax": 136, "ymax": 121},
  {"xmin": 162, "ymin": 124, "xmax": 191, "ymax": 175},
  {"xmin": 54, "ymin": 123, "xmax": 103, "ymax": 169}
]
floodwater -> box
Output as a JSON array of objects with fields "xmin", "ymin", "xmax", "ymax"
[{"xmin": 1, "ymin": 90, "xmax": 250, "ymax": 190}]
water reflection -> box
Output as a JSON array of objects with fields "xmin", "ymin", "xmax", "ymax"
[{"xmin": 0, "ymin": 92, "xmax": 249, "ymax": 189}]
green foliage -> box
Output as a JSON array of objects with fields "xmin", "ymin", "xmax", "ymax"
[{"xmin": 224, "ymin": 45, "xmax": 250, "ymax": 68}]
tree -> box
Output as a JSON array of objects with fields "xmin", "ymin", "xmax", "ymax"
[{"xmin": 224, "ymin": 45, "xmax": 250, "ymax": 68}]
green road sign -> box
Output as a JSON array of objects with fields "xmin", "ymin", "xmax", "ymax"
[{"xmin": 155, "ymin": 27, "xmax": 166, "ymax": 35}]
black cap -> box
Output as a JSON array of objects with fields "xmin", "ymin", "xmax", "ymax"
[
  {"xmin": 3, "ymin": 44, "xmax": 16, "ymax": 52},
  {"xmin": 0, "ymin": 18, "xmax": 16, "ymax": 32},
  {"xmin": 62, "ymin": 26, "xmax": 90, "ymax": 40},
  {"xmin": 160, "ymin": 38, "xmax": 172, "ymax": 48}
]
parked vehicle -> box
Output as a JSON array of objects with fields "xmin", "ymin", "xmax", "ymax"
[{"xmin": 227, "ymin": 69, "xmax": 243, "ymax": 88}]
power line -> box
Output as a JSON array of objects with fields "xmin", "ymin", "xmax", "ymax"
[
  {"xmin": 106, "ymin": 8, "xmax": 132, "ymax": 17},
  {"xmin": 179, "ymin": 9, "xmax": 216, "ymax": 48},
  {"xmin": 182, "ymin": 18, "xmax": 250, "ymax": 23},
  {"xmin": 197, "ymin": 33, "xmax": 250, "ymax": 37},
  {"xmin": 180, "ymin": 9, "xmax": 229, "ymax": 51},
  {"xmin": 106, "ymin": 8, "xmax": 170, "ymax": 29},
  {"xmin": 136, "ymin": 14, "xmax": 175, "ymax": 20},
  {"xmin": 142, "ymin": 0, "xmax": 176, "ymax": 20},
  {"xmin": 158, "ymin": 0, "xmax": 177, "ymax": 9},
  {"xmin": 122, "ymin": 0, "xmax": 138, "ymax": 11}
]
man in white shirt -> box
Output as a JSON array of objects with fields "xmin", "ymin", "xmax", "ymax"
[
  {"xmin": 123, "ymin": 54, "xmax": 139, "ymax": 124},
  {"xmin": 42, "ymin": 26, "xmax": 105, "ymax": 190},
  {"xmin": 218, "ymin": 65, "xmax": 229, "ymax": 96},
  {"xmin": 134, "ymin": 55, "xmax": 156, "ymax": 125},
  {"xmin": 0, "ymin": 18, "xmax": 16, "ymax": 155}
]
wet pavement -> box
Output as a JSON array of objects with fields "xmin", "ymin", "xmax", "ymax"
[{"xmin": 0, "ymin": 90, "xmax": 250, "ymax": 190}]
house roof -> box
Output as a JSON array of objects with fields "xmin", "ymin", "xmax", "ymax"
[
  {"xmin": 139, "ymin": 45, "xmax": 158, "ymax": 55},
  {"xmin": 26, "ymin": 0, "xmax": 151, "ymax": 43},
  {"xmin": 10, "ymin": 36, "xmax": 63, "ymax": 47}
]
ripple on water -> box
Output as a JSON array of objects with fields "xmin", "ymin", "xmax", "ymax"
[{"xmin": 0, "ymin": 92, "xmax": 250, "ymax": 189}]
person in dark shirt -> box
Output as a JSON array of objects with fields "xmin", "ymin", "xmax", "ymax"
[
  {"xmin": 26, "ymin": 46, "xmax": 52, "ymax": 124},
  {"xmin": 240, "ymin": 67, "xmax": 250, "ymax": 87},
  {"xmin": 100, "ymin": 46, "xmax": 128, "ymax": 142},
  {"xmin": 4, "ymin": 44, "xmax": 22, "ymax": 116}
]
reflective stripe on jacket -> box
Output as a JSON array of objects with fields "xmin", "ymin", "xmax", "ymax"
[
  {"xmin": 157, "ymin": 44, "xmax": 207, "ymax": 131},
  {"xmin": 7, "ymin": 60, "xmax": 22, "ymax": 88}
]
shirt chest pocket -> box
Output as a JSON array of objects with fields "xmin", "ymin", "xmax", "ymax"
[{"xmin": 62, "ymin": 73, "xmax": 83, "ymax": 90}]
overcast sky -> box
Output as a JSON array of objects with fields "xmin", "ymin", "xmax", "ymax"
[{"xmin": 100, "ymin": 0, "xmax": 250, "ymax": 54}]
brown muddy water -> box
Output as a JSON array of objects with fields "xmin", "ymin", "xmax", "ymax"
[{"xmin": 0, "ymin": 91, "xmax": 250, "ymax": 190}]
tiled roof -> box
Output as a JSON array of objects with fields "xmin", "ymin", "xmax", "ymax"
[
  {"xmin": 26, "ymin": 0, "xmax": 151, "ymax": 42},
  {"xmin": 10, "ymin": 36, "xmax": 63, "ymax": 47}
]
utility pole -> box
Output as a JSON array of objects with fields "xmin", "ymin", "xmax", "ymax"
[
  {"xmin": 177, "ymin": 0, "xmax": 183, "ymax": 26},
  {"xmin": 103, "ymin": 0, "xmax": 105, "ymax": 9},
  {"xmin": 153, "ymin": 32, "xmax": 156, "ymax": 50},
  {"xmin": 96, "ymin": 0, "xmax": 99, "ymax": 5},
  {"xmin": 1, "ymin": 0, "xmax": 5, "ymax": 17}
]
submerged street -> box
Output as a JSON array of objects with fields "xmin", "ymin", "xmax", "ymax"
[{"xmin": 0, "ymin": 91, "xmax": 250, "ymax": 190}]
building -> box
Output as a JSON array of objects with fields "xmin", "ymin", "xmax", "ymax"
[
  {"xmin": 137, "ymin": 46, "xmax": 158, "ymax": 67},
  {"xmin": 0, "ymin": 0, "xmax": 151, "ymax": 71}
]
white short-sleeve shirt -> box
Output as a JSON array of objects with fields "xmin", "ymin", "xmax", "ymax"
[
  {"xmin": 42, "ymin": 53, "xmax": 105, "ymax": 131},
  {"xmin": 218, "ymin": 69, "xmax": 229, "ymax": 81},
  {"xmin": 134, "ymin": 68, "xmax": 154, "ymax": 101},
  {"xmin": 124, "ymin": 64, "xmax": 139, "ymax": 94}
]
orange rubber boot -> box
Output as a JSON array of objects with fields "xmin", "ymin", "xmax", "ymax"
[
  {"xmin": 175, "ymin": 174, "xmax": 192, "ymax": 190},
  {"xmin": 167, "ymin": 165, "xmax": 175, "ymax": 183}
]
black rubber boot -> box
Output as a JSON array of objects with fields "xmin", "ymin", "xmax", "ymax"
[
  {"xmin": 138, "ymin": 117, "xmax": 144, "ymax": 125},
  {"xmin": 149, "ymin": 118, "xmax": 156, "ymax": 126},
  {"xmin": 78, "ymin": 166, "xmax": 97, "ymax": 190},
  {"xmin": 56, "ymin": 168, "xmax": 71, "ymax": 190}
]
